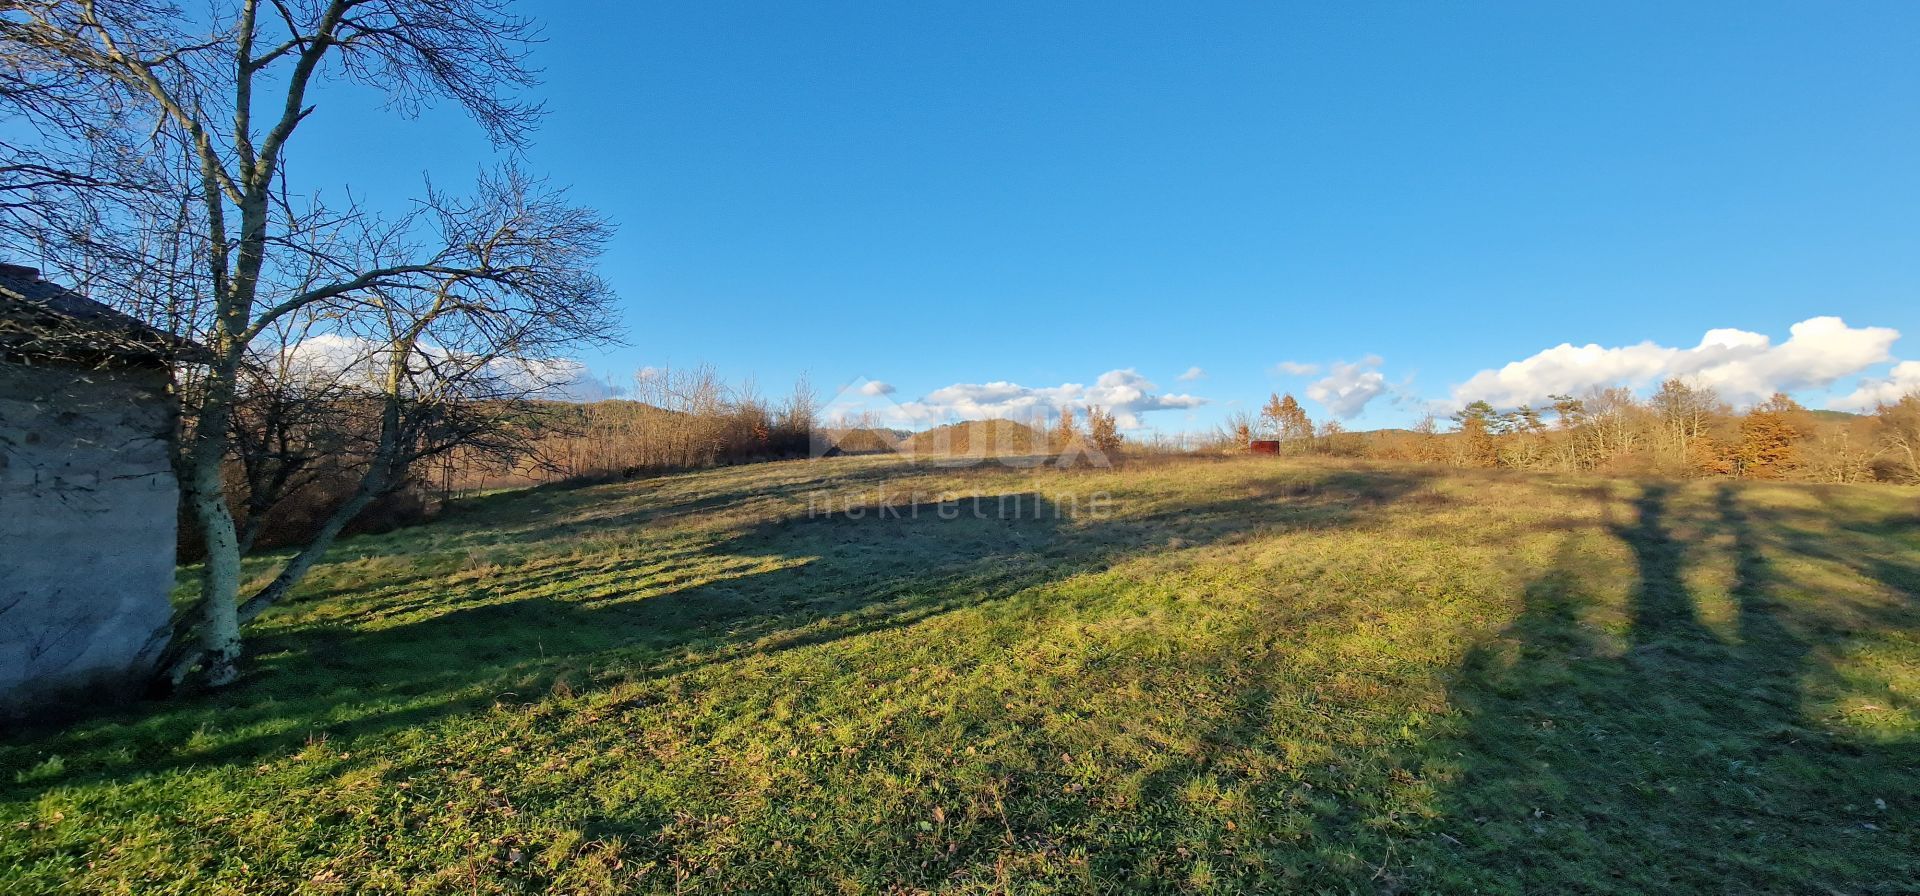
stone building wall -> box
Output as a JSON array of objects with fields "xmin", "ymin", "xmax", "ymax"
[{"xmin": 0, "ymin": 362, "xmax": 177, "ymax": 717}]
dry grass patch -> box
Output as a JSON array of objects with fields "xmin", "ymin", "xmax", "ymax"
[{"xmin": 3, "ymin": 456, "xmax": 1915, "ymax": 894}]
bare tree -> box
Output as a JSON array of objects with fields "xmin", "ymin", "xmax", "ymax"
[
  {"xmin": 1217, "ymin": 410, "xmax": 1254, "ymax": 450},
  {"xmin": 0, "ymin": 10, "xmax": 156, "ymax": 275},
  {"xmin": 1875, "ymin": 393, "xmax": 1920, "ymax": 484},
  {"xmin": 1650, "ymin": 378, "xmax": 1724, "ymax": 465},
  {"xmin": 2, "ymin": 1, "xmax": 617, "ymax": 686},
  {"xmin": 1582, "ymin": 386, "xmax": 1645, "ymax": 467},
  {"xmin": 224, "ymin": 317, "xmax": 362, "ymax": 555}
]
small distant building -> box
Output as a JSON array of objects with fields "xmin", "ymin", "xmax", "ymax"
[
  {"xmin": 1249, "ymin": 439, "xmax": 1281, "ymax": 455},
  {"xmin": 0, "ymin": 263, "xmax": 200, "ymax": 717}
]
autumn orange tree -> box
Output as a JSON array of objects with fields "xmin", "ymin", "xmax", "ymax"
[
  {"xmin": 1260, "ymin": 393, "xmax": 1314, "ymax": 451},
  {"xmin": 1052, "ymin": 405, "xmax": 1079, "ymax": 451},
  {"xmin": 1451, "ymin": 401, "xmax": 1500, "ymax": 468},
  {"xmin": 1226, "ymin": 412, "xmax": 1254, "ymax": 448},
  {"xmin": 1735, "ymin": 394, "xmax": 1805, "ymax": 479},
  {"xmin": 1086, "ymin": 405, "xmax": 1123, "ymax": 456}
]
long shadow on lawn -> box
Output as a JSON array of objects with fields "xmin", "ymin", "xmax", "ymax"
[
  {"xmin": 269, "ymin": 460, "xmax": 926, "ymax": 607},
  {"xmin": 1415, "ymin": 484, "xmax": 1916, "ymax": 893},
  {"xmin": 1, "ymin": 466, "xmax": 1434, "ymax": 797}
]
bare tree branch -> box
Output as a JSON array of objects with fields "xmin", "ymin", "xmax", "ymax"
[{"xmin": 3, "ymin": 0, "xmax": 613, "ymax": 690}]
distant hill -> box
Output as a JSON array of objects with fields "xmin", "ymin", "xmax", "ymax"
[
  {"xmin": 900, "ymin": 419, "xmax": 1047, "ymax": 456},
  {"xmin": 817, "ymin": 427, "xmax": 906, "ymax": 455},
  {"xmin": 532, "ymin": 397, "xmax": 685, "ymax": 420}
]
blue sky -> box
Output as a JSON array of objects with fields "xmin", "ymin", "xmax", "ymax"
[{"xmin": 289, "ymin": 1, "xmax": 1920, "ymax": 432}]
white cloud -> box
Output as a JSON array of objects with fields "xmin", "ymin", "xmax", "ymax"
[
  {"xmin": 275, "ymin": 332, "xmax": 611, "ymax": 400},
  {"xmin": 859, "ymin": 380, "xmax": 897, "ymax": 396},
  {"xmin": 1451, "ymin": 317, "xmax": 1900, "ymax": 409},
  {"xmin": 1834, "ymin": 360, "xmax": 1920, "ymax": 411},
  {"xmin": 1177, "ymin": 366, "xmax": 1207, "ymax": 381},
  {"xmin": 546, "ymin": 365, "xmax": 626, "ymax": 401},
  {"xmin": 896, "ymin": 368, "xmax": 1208, "ymax": 430},
  {"xmin": 1273, "ymin": 360, "xmax": 1321, "ymax": 376},
  {"xmin": 1306, "ymin": 356, "xmax": 1389, "ymax": 418},
  {"xmin": 277, "ymin": 332, "xmax": 376, "ymax": 384}
]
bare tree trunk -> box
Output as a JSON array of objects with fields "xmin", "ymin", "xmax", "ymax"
[
  {"xmin": 237, "ymin": 478, "xmax": 382, "ymax": 625},
  {"xmin": 179, "ymin": 426, "xmax": 243, "ymax": 686},
  {"xmin": 8, "ymin": 1, "xmax": 610, "ymax": 690}
]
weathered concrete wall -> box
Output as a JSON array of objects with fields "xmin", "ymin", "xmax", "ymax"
[{"xmin": 0, "ymin": 362, "xmax": 177, "ymax": 717}]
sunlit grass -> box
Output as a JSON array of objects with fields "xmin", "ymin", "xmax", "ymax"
[{"xmin": 3, "ymin": 455, "xmax": 1915, "ymax": 894}]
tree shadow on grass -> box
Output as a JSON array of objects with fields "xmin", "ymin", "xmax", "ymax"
[
  {"xmin": 266, "ymin": 458, "xmax": 928, "ymax": 606},
  {"xmin": 1412, "ymin": 484, "xmax": 1916, "ymax": 894},
  {"xmin": 1, "ymin": 466, "xmax": 1435, "ymax": 800}
]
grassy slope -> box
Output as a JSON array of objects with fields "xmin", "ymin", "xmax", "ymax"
[{"xmin": 2, "ymin": 456, "xmax": 1915, "ymax": 894}]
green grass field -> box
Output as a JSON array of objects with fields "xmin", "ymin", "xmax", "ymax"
[{"xmin": 3, "ymin": 455, "xmax": 1916, "ymax": 894}]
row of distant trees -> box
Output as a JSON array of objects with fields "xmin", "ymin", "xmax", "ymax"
[
  {"xmin": 442, "ymin": 388, "xmax": 1132, "ymax": 491},
  {"xmin": 1225, "ymin": 381, "xmax": 1920, "ymax": 484},
  {"xmin": 165, "ymin": 364, "xmax": 1920, "ymax": 580},
  {"xmin": 219, "ymin": 368, "xmax": 1155, "ymax": 553},
  {"xmin": 189, "ymin": 369, "xmax": 1920, "ymax": 608},
  {"xmin": 1219, "ymin": 393, "xmax": 1351, "ymax": 454},
  {"xmin": 454, "ymin": 366, "xmax": 818, "ymax": 488}
]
